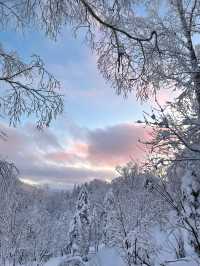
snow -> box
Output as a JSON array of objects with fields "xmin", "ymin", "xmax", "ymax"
[
  {"xmin": 44, "ymin": 257, "xmax": 66, "ymax": 266},
  {"xmin": 43, "ymin": 250, "xmax": 200, "ymax": 266},
  {"xmin": 5, "ymin": 247, "xmax": 200, "ymax": 266},
  {"xmin": 89, "ymin": 247, "xmax": 126, "ymax": 266},
  {"xmin": 163, "ymin": 258, "xmax": 200, "ymax": 266},
  {"xmin": 42, "ymin": 248, "xmax": 126, "ymax": 266}
]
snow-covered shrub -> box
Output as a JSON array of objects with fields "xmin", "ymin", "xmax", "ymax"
[{"xmin": 124, "ymin": 227, "xmax": 157, "ymax": 266}]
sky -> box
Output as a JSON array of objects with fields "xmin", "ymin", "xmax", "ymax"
[{"xmin": 0, "ymin": 27, "xmax": 165, "ymax": 189}]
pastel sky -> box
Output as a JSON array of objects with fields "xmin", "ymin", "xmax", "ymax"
[{"xmin": 0, "ymin": 27, "xmax": 167, "ymax": 189}]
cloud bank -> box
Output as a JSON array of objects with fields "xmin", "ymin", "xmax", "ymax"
[{"xmin": 0, "ymin": 122, "xmax": 150, "ymax": 189}]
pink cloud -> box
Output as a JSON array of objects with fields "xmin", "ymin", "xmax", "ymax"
[
  {"xmin": 68, "ymin": 142, "xmax": 88, "ymax": 156},
  {"xmin": 45, "ymin": 123, "xmax": 151, "ymax": 168},
  {"xmin": 0, "ymin": 122, "xmax": 151, "ymax": 188},
  {"xmin": 45, "ymin": 141, "xmax": 88, "ymax": 165},
  {"xmin": 86, "ymin": 123, "xmax": 150, "ymax": 167},
  {"xmin": 46, "ymin": 151, "xmax": 77, "ymax": 163}
]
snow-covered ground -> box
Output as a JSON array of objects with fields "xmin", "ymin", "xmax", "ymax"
[
  {"xmin": 43, "ymin": 247, "xmax": 200, "ymax": 266},
  {"xmin": 4, "ymin": 246, "xmax": 200, "ymax": 266},
  {"xmin": 89, "ymin": 247, "xmax": 126, "ymax": 266},
  {"xmin": 43, "ymin": 248, "xmax": 125, "ymax": 266},
  {"xmin": 44, "ymin": 257, "xmax": 66, "ymax": 266}
]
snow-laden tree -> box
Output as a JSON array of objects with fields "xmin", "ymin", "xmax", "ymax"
[
  {"xmin": 0, "ymin": 0, "xmax": 65, "ymax": 128},
  {"xmin": 91, "ymin": 206, "xmax": 100, "ymax": 253},
  {"xmin": 145, "ymin": 160, "xmax": 200, "ymax": 258},
  {"xmin": 103, "ymin": 188, "xmax": 135, "ymax": 266},
  {"xmin": 103, "ymin": 188, "xmax": 121, "ymax": 247},
  {"xmin": 3, "ymin": 0, "xmax": 200, "ymax": 106},
  {"xmin": 54, "ymin": 212, "xmax": 73, "ymax": 257},
  {"xmin": 67, "ymin": 185, "xmax": 91, "ymax": 261},
  {"xmin": 179, "ymin": 169, "xmax": 200, "ymax": 255},
  {"xmin": 112, "ymin": 163, "xmax": 168, "ymax": 265},
  {"xmin": 0, "ymin": 160, "xmax": 31, "ymax": 266},
  {"xmin": 115, "ymin": 162, "xmax": 167, "ymax": 228},
  {"xmin": 25, "ymin": 204, "xmax": 55, "ymax": 265}
]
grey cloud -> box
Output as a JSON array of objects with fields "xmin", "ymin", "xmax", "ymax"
[
  {"xmin": 20, "ymin": 163, "xmax": 114, "ymax": 189},
  {"xmin": 0, "ymin": 122, "xmax": 149, "ymax": 188},
  {"xmin": 86, "ymin": 123, "xmax": 149, "ymax": 166}
]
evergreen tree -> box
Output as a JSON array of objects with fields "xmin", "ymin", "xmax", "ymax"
[
  {"xmin": 67, "ymin": 185, "xmax": 91, "ymax": 261},
  {"xmin": 103, "ymin": 189, "xmax": 125, "ymax": 248},
  {"xmin": 91, "ymin": 206, "xmax": 100, "ymax": 252}
]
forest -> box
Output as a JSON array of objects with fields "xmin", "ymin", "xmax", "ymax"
[{"xmin": 0, "ymin": 0, "xmax": 200, "ymax": 265}]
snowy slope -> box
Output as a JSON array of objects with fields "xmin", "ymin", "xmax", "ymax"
[
  {"xmin": 44, "ymin": 257, "xmax": 66, "ymax": 266},
  {"xmin": 41, "ymin": 247, "xmax": 200, "ymax": 266},
  {"xmin": 161, "ymin": 258, "xmax": 200, "ymax": 266},
  {"xmin": 43, "ymin": 248, "xmax": 125, "ymax": 266},
  {"xmin": 89, "ymin": 247, "xmax": 126, "ymax": 266}
]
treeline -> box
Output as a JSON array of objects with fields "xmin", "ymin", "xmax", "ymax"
[
  {"xmin": 0, "ymin": 160, "xmax": 166, "ymax": 266},
  {"xmin": 1, "ymin": 156, "xmax": 200, "ymax": 266}
]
